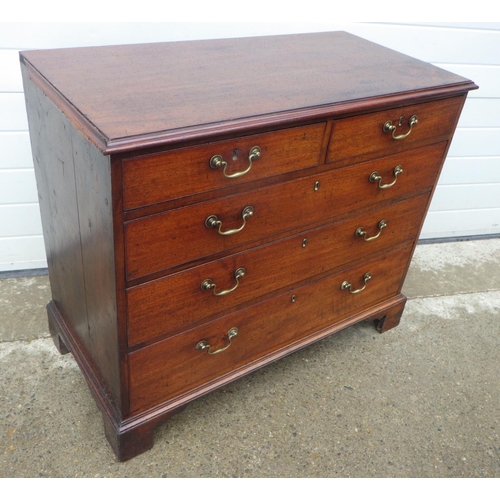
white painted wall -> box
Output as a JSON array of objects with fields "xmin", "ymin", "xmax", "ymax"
[{"xmin": 1, "ymin": 22, "xmax": 499, "ymax": 272}]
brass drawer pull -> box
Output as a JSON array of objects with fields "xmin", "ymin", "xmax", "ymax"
[
  {"xmin": 383, "ymin": 114, "xmax": 418, "ymax": 140},
  {"xmin": 341, "ymin": 272, "xmax": 372, "ymax": 294},
  {"xmin": 210, "ymin": 146, "xmax": 261, "ymax": 179},
  {"xmin": 355, "ymin": 220, "xmax": 387, "ymax": 241},
  {"xmin": 369, "ymin": 165, "xmax": 403, "ymax": 189},
  {"xmin": 205, "ymin": 206, "xmax": 254, "ymax": 236},
  {"xmin": 196, "ymin": 327, "xmax": 238, "ymax": 355},
  {"xmin": 201, "ymin": 267, "xmax": 246, "ymax": 296}
]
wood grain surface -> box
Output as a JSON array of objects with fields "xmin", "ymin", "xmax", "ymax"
[
  {"xmin": 128, "ymin": 244, "xmax": 414, "ymax": 413},
  {"xmin": 20, "ymin": 32, "xmax": 477, "ymax": 152},
  {"xmin": 124, "ymin": 142, "xmax": 447, "ymax": 280},
  {"xmin": 122, "ymin": 123, "xmax": 325, "ymax": 209},
  {"xmin": 127, "ymin": 194, "xmax": 430, "ymax": 346}
]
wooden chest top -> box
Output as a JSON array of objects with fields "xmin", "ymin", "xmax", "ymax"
[{"xmin": 20, "ymin": 31, "xmax": 476, "ymax": 153}]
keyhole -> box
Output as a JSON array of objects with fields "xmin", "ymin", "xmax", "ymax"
[
  {"xmin": 232, "ymin": 149, "xmax": 239, "ymax": 161},
  {"xmin": 398, "ymin": 116, "xmax": 404, "ymax": 127}
]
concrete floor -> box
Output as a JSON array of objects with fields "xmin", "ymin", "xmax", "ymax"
[{"xmin": 1, "ymin": 238, "xmax": 499, "ymax": 477}]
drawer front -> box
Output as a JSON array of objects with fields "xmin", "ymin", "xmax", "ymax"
[
  {"xmin": 326, "ymin": 96, "xmax": 464, "ymax": 165},
  {"xmin": 125, "ymin": 142, "xmax": 446, "ymax": 280},
  {"xmin": 127, "ymin": 194, "xmax": 429, "ymax": 346},
  {"xmin": 122, "ymin": 123, "xmax": 326, "ymax": 210},
  {"xmin": 129, "ymin": 244, "xmax": 413, "ymax": 412}
]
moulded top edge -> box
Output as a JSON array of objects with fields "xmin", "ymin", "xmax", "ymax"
[
  {"xmin": 102, "ymin": 82, "xmax": 477, "ymax": 155},
  {"xmin": 20, "ymin": 32, "xmax": 478, "ymax": 155}
]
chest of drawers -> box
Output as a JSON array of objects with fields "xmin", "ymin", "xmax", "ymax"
[{"xmin": 20, "ymin": 31, "xmax": 477, "ymax": 461}]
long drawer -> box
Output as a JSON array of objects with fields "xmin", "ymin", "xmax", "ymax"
[
  {"xmin": 127, "ymin": 194, "xmax": 429, "ymax": 346},
  {"xmin": 326, "ymin": 96, "xmax": 463, "ymax": 165},
  {"xmin": 125, "ymin": 142, "xmax": 447, "ymax": 280},
  {"xmin": 122, "ymin": 123, "xmax": 326, "ymax": 210},
  {"xmin": 128, "ymin": 243, "xmax": 414, "ymax": 412}
]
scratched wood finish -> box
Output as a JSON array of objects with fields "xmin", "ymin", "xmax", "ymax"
[
  {"xmin": 125, "ymin": 142, "xmax": 447, "ymax": 280},
  {"xmin": 127, "ymin": 194, "xmax": 430, "ymax": 346},
  {"xmin": 122, "ymin": 123, "xmax": 325, "ymax": 210}
]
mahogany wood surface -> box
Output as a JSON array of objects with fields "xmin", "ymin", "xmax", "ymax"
[
  {"xmin": 21, "ymin": 67, "xmax": 89, "ymax": 349},
  {"xmin": 127, "ymin": 194, "xmax": 430, "ymax": 347},
  {"xmin": 372, "ymin": 297, "xmax": 408, "ymax": 333},
  {"xmin": 20, "ymin": 32, "xmax": 476, "ymax": 153},
  {"xmin": 125, "ymin": 142, "xmax": 447, "ymax": 280},
  {"xmin": 21, "ymin": 66, "xmax": 123, "ymax": 410},
  {"xmin": 122, "ymin": 123, "xmax": 325, "ymax": 210},
  {"xmin": 20, "ymin": 31, "xmax": 477, "ymax": 460},
  {"xmin": 326, "ymin": 95, "xmax": 464, "ymax": 165},
  {"xmin": 129, "ymin": 244, "xmax": 414, "ymax": 413}
]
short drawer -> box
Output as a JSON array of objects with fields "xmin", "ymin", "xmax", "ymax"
[
  {"xmin": 125, "ymin": 142, "xmax": 446, "ymax": 280},
  {"xmin": 127, "ymin": 194, "xmax": 429, "ymax": 346},
  {"xmin": 128, "ymin": 243, "xmax": 413, "ymax": 412},
  {"xmin": 122, "ymin": 123, "xmax": 326, "ymax": 210},
  {"xmin": 326, "ymin": 96, "xmax": 464, "ymax": 165}
]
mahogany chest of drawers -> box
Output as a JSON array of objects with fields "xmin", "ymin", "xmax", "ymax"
[{"xmin": 20, "ymin": 31, "xmax": 477, "ymax": 460}]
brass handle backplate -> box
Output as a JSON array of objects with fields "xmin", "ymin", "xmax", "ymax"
[
  {"xmin": 383, "ymin": 115, "xmax": 418, "ymax": 140},
  {"xmin": 205, "ymin": 206, "xmax": 254, "ymax": 236},
  {"xmin": 210, "ymin": 146, "xmax": 261, "ymax": 179},
  {"xmin": 196, "ymin": 327, "xmax": 238, "ymax": 355},
  {"xmin": 370, "ymin": 165, "xmax": 403, "ymax": 189},
  {"xmin": 341, "ymin": 272, "xmax": 372, "ymax": 294},
  {"xmin": 355, "ymin": 220, "xmax": 387, "ymax": 242},
  {"xmin": 201, "ymin": 267, "xmax": 246, "ymax": 296}
]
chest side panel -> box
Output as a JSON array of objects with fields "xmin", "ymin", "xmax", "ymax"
[{"xmin": 21, "ymin": 63, "xmax": 122, "ymax": 411}]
